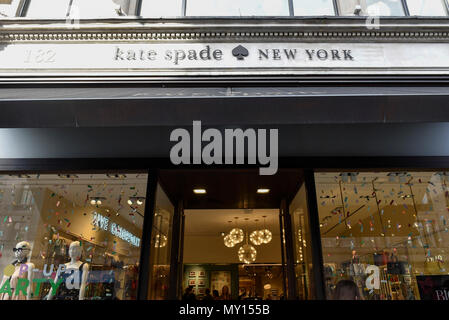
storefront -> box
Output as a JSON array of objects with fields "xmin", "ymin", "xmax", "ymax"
[{"xmin": 1, "ymin": 0, "xmax": 449, "ymax": 301}]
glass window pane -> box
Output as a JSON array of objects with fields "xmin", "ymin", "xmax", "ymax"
[
  {"xmin": 337, "ymin": 0, "xmax": 405, "ymax": 16},
  {"xmin": 290, "ymin": 183, "xmax": 314, "ymax": 299},
  {"xmin": 293, "ymin": 0, "xmax": 335, "ymax": 15},
  {"xmin": 407, "ymin": 0, "xmax": 447, "ymax": 16},
  {"xmin": 140, "ymin": 0, "xmax": 182, "ymax": 17},
  {"xmin": 147, "ymin": 184, "xmax": 174, "ymax": 300},
  {"xmin": 186, "ymin": 0, "xmax": 289, "ymax": 16},
  {"xmin": 0, "ymin": 0, "xmax": 20, "ymax": 17},
  {"xmin": 316, "ymin": 171, "xmax": 449, "ymax": 300},
  {"xmin": 70, "ymin": 0, "xmax": 120, "ymax": 18},
  {"xmin": 0, "ymin": 173, "xmax": 147, "ymax": 300},
  {"xmin": 25, "ymin": 0, "xmax": 71, "ymax": 18}
]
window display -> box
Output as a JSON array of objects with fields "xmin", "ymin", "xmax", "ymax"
[
  {"xmin": 0, "ymin": 173, "xmax": 148, "ymax": 300},
  {"xmin": 315, "ymin": 171, "xmax": 449, "ymax": 300}
]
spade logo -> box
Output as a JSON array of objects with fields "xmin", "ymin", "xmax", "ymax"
[{"xmin": 232, "ymin": 45, "xmax": 249, "ymax": 60}]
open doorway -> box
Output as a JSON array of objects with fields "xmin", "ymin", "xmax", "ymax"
[{"xmin": 150, "ymin": 168, "xmax": 313, "ymax": 300}]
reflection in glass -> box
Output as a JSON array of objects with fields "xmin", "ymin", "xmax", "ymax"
[
  {"xmin": 315, "ymin": 171, "xmax": 449, "ymax": 300},
  {"xmin": 25, "ymin": 0, "xmax": 71, "ymax": 18},
  {"xmin": 70, "ymin": 0, "xmax": 120, "ymax": 18},
  {"xmin": 290, "ymin": 184, "xmax": 314, "ymax": 299},
  {"xmin": 293, "ymin": 0, "xmax": 335, "ymax": 15},
  {"xmin": 407, "ymin": 0, "xmax": 448, "ymax": 16},
  {"xmin": 140, "ymin": 0, "xmax": 182, "ymax": 17},
  {"xmin": 337, "ymin": 0, "xmax": 405, "ymax": 16},
  {"xmin": 0, "ymin": 173, "xmax": 148, "ymax": 300},
  {"xmin": 186, "ymin": 0, "xmax": 289, "ymax": 16},
  {"xmin": 0, "ymin": 0, "xmax": 21, "ymax": 17},
  {"xmin": 148, "ymin": 184, "xmax": 173, "ymax": 300},
  {"xmin": 365, "ymin": 0, "xmax": 405, "ymax": 15}
]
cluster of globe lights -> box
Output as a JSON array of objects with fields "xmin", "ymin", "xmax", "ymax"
[
  {"xmin": 223, "ymin": 226, "xmax": 272, "ymax": 264},
  {"xmin": 223, "ymin": 227, "xmax": 244, "ymax": 248},
  {"xmin": 250, "ymin": 229, "xmax": 273, "ymax": 245}
]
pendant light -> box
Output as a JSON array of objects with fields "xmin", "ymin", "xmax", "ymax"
[
  {"xmin": 224, "ymin": 221, "xmax": 236, "ymax": 248},
  {"xmin": 260, "ymin": 216, "xmax": 272, "ymax": 244},
  {"xmin": 229, "ymin": 217, "xmax": 244, "ymax": 244},
  {"xmin": 238, "ymin": 218, "xmax": 257, "ymax": 264},
  {"xmin": 250, "ymin": 219, "xmax": 263, "ymax": 246}
]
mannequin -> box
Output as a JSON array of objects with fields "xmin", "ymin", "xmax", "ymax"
[
  {"xmin": 0, "ymin": 241, "xmax": 35, "ymax": 300},
  {"xmin": 47, "ymin": 241, "xmax": 89, "ymax": 300}
]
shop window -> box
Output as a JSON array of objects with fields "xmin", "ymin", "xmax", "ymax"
[
  {"xmin": 139, "ymin": 0, "xmax": 182, "ymax": 17},
  {"xmin": 293, "ymin": 0, "xmax": 335, "ymax": 16},
  {"xmin": 186, "ymin": 0, "xmax": 289, "ymax": 16},
  {"xmin": 289, "ymin": 183, "xmax": 314, "ymax": 299},
  {"xmin": 337, "ymin": 0, "xmax": 405, "ymax": 16},
  {"xmin": 0, "ymin": 173, "xmax": 148, "ymax": 300},
  {"xmin": 315, "ymin": 171, "xmax": 449, "ymax": 300},
  {"xmin": 406, "ymin": 0, "xmax": 448, "ymax": 16},
  {"xmin": 147, "ymin": 184, "xmax": 174, "ymax": 300}
]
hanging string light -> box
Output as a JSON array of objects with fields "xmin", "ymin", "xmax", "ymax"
[
  {"xmin": 223, "ymin": 220, "xmax": 236, "ymax": 247},
  {"xmin": 238, "ymin": 218, "xmax": 257, "ymax": 264},
  {"xmin": 260, "ymin": 216, "xmax": 272, "ymax": 244},
  {"xmin": 224, "ymin": 234, "xmax": 236, "ymax": 248},
  {"xmin": 229, "ymin": 217, "xmax": 244, "ymax": 244},
  {"xmin": 250, "ymin": 219, "xmax": 263, "ymax": 246}
]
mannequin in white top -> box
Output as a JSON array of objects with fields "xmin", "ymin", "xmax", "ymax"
[
  {"xmin": 47, "ymin": 241, "xmax": 89, "ymax": 300},
  {"xmin": 0, "ymin": 241, "xmax": 35, "ymax": 300}
]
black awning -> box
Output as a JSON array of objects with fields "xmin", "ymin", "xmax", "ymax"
[{"xmin": 0, "ymin": 86, "xmax": 449, "ymax": 127}]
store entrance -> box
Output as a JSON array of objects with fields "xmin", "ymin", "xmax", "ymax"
[{"xmin": 149, "ymin": 168, "xmax": 310, "ymax": 300}]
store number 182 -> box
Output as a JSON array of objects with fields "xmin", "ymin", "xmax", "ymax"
[{"xmin": 24, "ymin": 49, "xmax": 56, "ymax": 63}]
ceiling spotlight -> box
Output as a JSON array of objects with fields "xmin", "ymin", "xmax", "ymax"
[
  {"xmin": 90, "ymin": 197, "xmax": 106, "ymax": 206},
  {"xmin": 193, "ymin": 189, "xmax": 206, "ymax": 194},
  {"xmin": 128, "ymin": 197, "xmax": 145, "ymax": 206},
  {"xmin": 257, "ymin": 189, "xmax": 270, "ymax": 194}
]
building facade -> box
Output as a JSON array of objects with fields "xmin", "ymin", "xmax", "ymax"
[{"xmin": 0, "ymin": 0, "xmax": 449, "ymax": 301}]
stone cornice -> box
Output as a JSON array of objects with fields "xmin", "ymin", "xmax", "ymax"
[{"xmin": 1, "ymin": 17, "xmax": 449, "ymax": 42}]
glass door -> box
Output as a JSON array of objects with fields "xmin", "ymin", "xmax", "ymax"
[{"xmin": 147, "ymin": 183, "xmax": 174, "ymax": 300}]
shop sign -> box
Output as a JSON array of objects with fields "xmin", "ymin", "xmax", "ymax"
[
  {"xmin": 92, "ymin": 212, "xmax": 140, "ymax": 247},
  {"xmin": 0, "ymin": 42, "xmax": 448, "ymax": 76}
]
